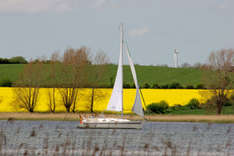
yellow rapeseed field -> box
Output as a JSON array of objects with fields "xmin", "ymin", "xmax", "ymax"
[{"xmin": 0, "ymin": 87, "xmax": 218, "ymax": 113}]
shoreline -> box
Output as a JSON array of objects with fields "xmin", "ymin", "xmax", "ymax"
[{"xmin": 1, "ymin": 113, "xmax": 234, "ymax": 123}]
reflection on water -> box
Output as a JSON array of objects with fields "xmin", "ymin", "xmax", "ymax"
[{"xmin": 0, "ymin": 120, "xmax": 234, "ymax": 155}]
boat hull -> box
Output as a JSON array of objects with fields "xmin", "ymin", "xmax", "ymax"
[{"xmin": 78, "ymin": 121, "xmax": 142, "ymax": 129}]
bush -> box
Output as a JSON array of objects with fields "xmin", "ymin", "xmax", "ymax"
[
  {"xmin": 152, "ymin": 83, "xmax": 160, "ymax": 89},
  {"xmin": 186, "ymin": 85, "xmax": 194, "ymax": 89},
  {"xmin": 0, "ymin": 58, "xmax": 9, "ymax": 64},
  {"xmin": 123, "ymin": 83, "xmax": 131, "ymax": 88},
  {"xmin": 169, "ymin": 104, "xmax": 184, "ymax": 111},
  {"xmin": 196, "ymin": 84, "xmax": 205, "ymax": 89},
  {"xmin": 100, "ymin": 84, "xmax": 112, "ymax": 88},
  {"xmin": 169, "ymin": 82, "xmax": 183, "ymax": 89},
  {"xmin": 224, "ymin": 101, "xmax": 232, "ymax": 106},
  {"xmin": 202, "ymin": 95, "xmax": 233, "ymax": 114},
  {"xmin": 143, "ymin": 83, "xmax": 150, "ymax": 88},
  {"xmin": 131, "ymin": 84, "xmax": 136, "ymax": 88},
  {"xmin": 146, "ymin": 101, "xmax": 169, "ymax": 114},
  {"xmin": 0, "ymin": 78, "xmax": 12, "ymax": 87},
  {"xmin": 202, "ymin": 96, "xmax": 217, "ymax": 112},
  {"xmin": 161, "ymin": 84, "xmax": 169, "ymax": 89},
  {"xmin": 186, "ymin": 98, "xmax": 200, "ymax": 109},
  {"xmin": 224, "ymin": 95, "xmax": 234, "ymax": 106}
]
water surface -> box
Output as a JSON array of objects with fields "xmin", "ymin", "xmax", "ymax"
[{"xmin": 0, "ymin": 120, "xmax": 233, "ymax": 155}]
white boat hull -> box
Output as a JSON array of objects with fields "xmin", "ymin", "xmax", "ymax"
[
  {"xmin": 77, "ymin": 118, "xmax": 142, "ymax": 129},
  {"xmin": 78, "ymin": 122, "xmax": 142, "ymax": 129}
]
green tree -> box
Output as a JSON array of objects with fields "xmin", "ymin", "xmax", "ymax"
[{"xmin": 9, "ymin": 56, "xmax": 27, "ymax": 64}]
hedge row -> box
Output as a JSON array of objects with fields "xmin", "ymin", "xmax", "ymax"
[
  {"xmin": 0, "ymin": 56, "xmax": 27, "ymax": 64},
  {"xmin": 146, "ymin": 96, "xmax": 234, "ymax": 114},
  {"xmin": 124, "ymin": 82, "xmax": 206, "ymax": 89},
  {"xmin": 0, "ymin": 79, "xmax": 206, "ymax": 89}
]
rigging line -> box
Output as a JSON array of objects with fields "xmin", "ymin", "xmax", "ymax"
[
  {"xmin": 124, "ymin": 33, "xmax": 132, "ymax": 57},
  {"xmin": 139, "ymin": 89, "xmax": 147, "ymax": 110}
]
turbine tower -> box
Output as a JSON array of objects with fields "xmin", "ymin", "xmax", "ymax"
[{"xmin": 174, "ymin": 49, "xmax": 179, "ymax": 68}]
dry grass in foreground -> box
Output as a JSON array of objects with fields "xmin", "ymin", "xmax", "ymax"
[{"xmin": 1, "ymin": 113, "xmax": 234, "ymax": 123}]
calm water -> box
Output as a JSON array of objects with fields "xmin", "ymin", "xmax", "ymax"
[{"xmin": 0, "ymin": 120, "xmax": 234, "ymax": 155}]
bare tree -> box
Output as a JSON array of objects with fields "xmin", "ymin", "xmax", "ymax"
[
  {"xmin": 58, "ymin": 47, "xmax": 91, "ymax": 113},
  {"xmin": 193, "ymin": 62, "xmax": 202, "ymax": 68},
  {"xmin": 89, "ymin": 51, "xmax": 110, "ymax": 112},
  {"xmin": 46, "ymin": 52, "xmax": 61, "ymax": 112},
  {"xmin": 12, "ymin": 61, "xmax": 44, "ymax": 112},
  {"xmin": 93, "ymin": 51, "xmax": 110, "ymax": 65},
  {"xmin": 202, "ymin": 49, "xmax": 234, "ymax": 114},
  {"xmin": 89, "ymin": 88, "xmax": 107, "ymax": 113},
  {"xmin": 181, "ymin": 62, "xmax": 191, "ymax": 68}
]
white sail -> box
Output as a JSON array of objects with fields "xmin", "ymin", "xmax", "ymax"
[
  {"xmin": 125, "ymin": 45, "xmax": 144, "ymax": 117},
  {"xmin": 106, "ymin": 24, "xmax": 123, "ymax": 112},
  {"xmin": 132, "ymin": 89, "xmax": 144, "ymax": 117}
]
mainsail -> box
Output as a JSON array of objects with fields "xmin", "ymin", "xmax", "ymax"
[
  {"xmin": 106, "ymin": 24, "xmax": 123, "ymax": 112},
  {"xmin": 107, "ymin": 24, "xmax": 144, "ymax": 118},
  {"xmin": 125, "ymin": 44, "xmax": 144, "ymax": 117}
]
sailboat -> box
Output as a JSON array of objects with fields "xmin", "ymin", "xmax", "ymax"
[{"xmin": 78, "ymin": 24, "xmax": 144, "ymax": 129}]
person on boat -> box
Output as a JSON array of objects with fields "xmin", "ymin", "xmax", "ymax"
[{"xmin": 79, "ymin": 115, "xmax": 83, "ymax": 124}]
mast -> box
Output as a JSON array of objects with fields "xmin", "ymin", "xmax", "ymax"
[{"xmin": 120, "ymin": 23, "xmax": 124, "ymax": 117}]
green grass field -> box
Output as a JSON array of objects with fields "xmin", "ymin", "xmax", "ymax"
[
  {"xmin": 0, "ymin": 64, "xmax": 204, "ymax": 87},
  {"xmin": 168, "ymin": 105, "xmax": 234, "ymax": 115},
  {"xmin": 0, "ymin": 64, "xmax": 24, "ymax": 85},
  {"xmin": 125, "ymin": 65, "xmax": 203, "ymax": 87}
]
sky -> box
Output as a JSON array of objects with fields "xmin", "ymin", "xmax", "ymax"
[{"xmin": 0, "ymin": 0, "xmax": 234, "ymax": 66}]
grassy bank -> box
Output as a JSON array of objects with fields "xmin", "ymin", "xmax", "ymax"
[
  {"xmin": 0, "ymin": 64, "xmax": 203, "ymax": 87},
  {"xmin": 168, "ymin": 105, "xmax": 234, "ymax": 115},
  {"xmin": 1, "ymin": 112, "xmax": 234, "ymax": 123}
]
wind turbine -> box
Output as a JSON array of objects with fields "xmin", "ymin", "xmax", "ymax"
[{"xmin": 174, "ymin": 49, "xmax": 179, "ymax": 68}]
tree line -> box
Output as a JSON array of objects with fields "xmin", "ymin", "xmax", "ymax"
[
  {"xmin": 2, "ymin": 48, "xmax": 234, "ymax": 115},
  {"xmin": 12, "ymin": 46, "xmax": 109, "ymax": 113},
  {"xmin": 0, "ymin": 56, "xmax": 28, "ymax": 64}
]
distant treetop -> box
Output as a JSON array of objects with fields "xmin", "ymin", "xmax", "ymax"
[{"xmin": 0, "ymin": 56, "xmax": 28, "ymax": 64}]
